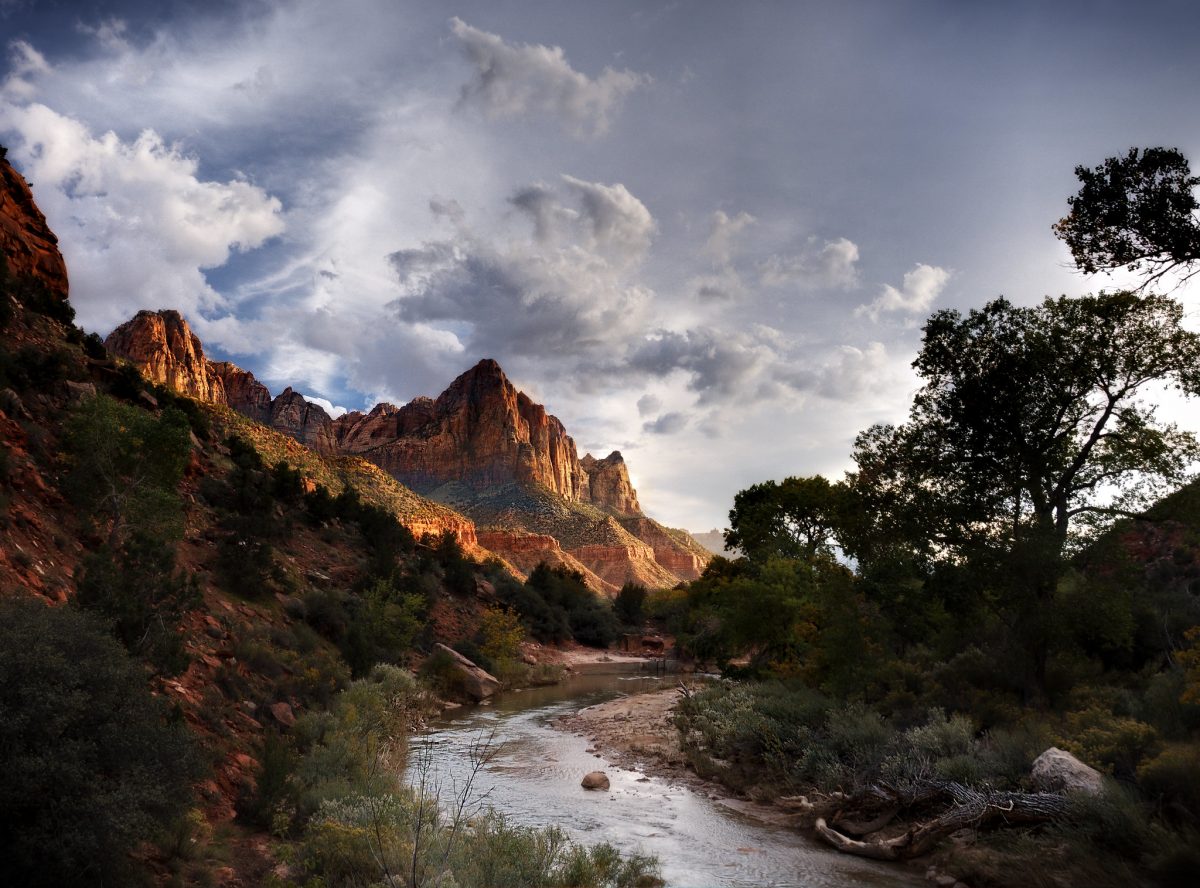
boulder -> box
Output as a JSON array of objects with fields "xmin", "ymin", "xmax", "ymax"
[
  {"xmin": 1031, "ymin": 747, "xmax": 1105, "ymax": 795},
  {"xmin": 581, "ymin": 771, "xmax": 611, "ymax": 791},
  {"xmin": 432, "ymin": 643, "xmax": 501, "ymax": 702}
]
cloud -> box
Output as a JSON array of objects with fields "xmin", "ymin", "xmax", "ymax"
[
  {"xmin": 858, "ymin": 263, "xmax": 951, "ymax": 320},
  {"xmin": 636, "ymin": 393, "xmax": 662, "ymax": 416},
  {"xmin": 759, "ymin": 237, "xmax": 860, "ymax": 290},
  {"xmin": 389, "ymin": 175, "xmax": 655, "ymax": 359},
  {"xmin": 449, "ymin": 17, "xmax": 650, "ymax": 138},
  {"xmin": 300, "ymin": 394, "xmax": 349, "ymax": 418},
  {"xmin": 1, "ymin": 40, "xmax": 49, "ymax": 100},
  {"xmin": 643, "ymin": 411, "xmax": 688, "ymax": 434},
  {"xmin": 625, "ymin": 327, "xmax": 775, "ymax": 404},
  {"xmin": 703, "ymin": 210, "xmax": 755, "ymax": 265},
  {"xmin": 0, "ymin": 99, "xmax": 284, "ymax": 334}
]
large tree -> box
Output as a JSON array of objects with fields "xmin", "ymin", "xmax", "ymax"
[
  {"xmin": 1054, "ymin": 146, "xmax": 1200, "ymax": 287},
  {"xmin": 849, "ymin": 290, "xmax": 1200, "ymax": 695}
]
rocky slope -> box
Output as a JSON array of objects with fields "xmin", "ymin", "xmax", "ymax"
[
  {"xmin": 0, "ymin": 150, "xmax": 69, "ymax": 300},
  {"xmin": 106, "ymin": 312, "xmax": 710, "ymax": 592}
]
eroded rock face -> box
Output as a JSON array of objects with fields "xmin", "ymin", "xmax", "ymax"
[
  {"xmin": 105, "ymin": 310, "xmax": 228, "ymax": 403},
  {"xmin": 0, "ymin": 155, "xmax": 69, "ymax": 302},
  {"xmin": 269, "ymin": 387, "xmax": 337, "ymax": 456},
  {"xmin": 211, "ymin": 361, "xmax": 272, "ymax": 424},
  {"xmin": 581, "ymin": 452, "xmax": 640, "ymax": 515},
  {"xmin": 335, "ymin": 359, "xmax": 593, "ymax": 500}
]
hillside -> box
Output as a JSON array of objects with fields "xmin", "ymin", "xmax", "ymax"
[
  {"xmin": 107, "ymin": 309, "xmax": 710, "ymax": 593},
  {"xmin": 0, "ymin": 153, "xmax": 658, "ymax": 886}
]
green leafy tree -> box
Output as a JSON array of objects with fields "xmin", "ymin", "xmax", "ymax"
[
  {"xmin": 0, "ymin": 597, "xmax": 199, "ymax": 887},
  {"xmin": 614, "ymin": 581, "xmax": 648, "ymax": 627},
  {"xmin": 65, "ymin": 393, "xmax": 192, "ymax": 546},
  {"xmin": 726, "ymin": 475, "xmax": 847, "ymax": 561},
  {"xmin": 849, "ymin": 291, "xmax": 1200, "ymax": 696},
  {"xmin": 1054, "ymin": 147, "xmax": 1200, "ymax": 286},
  {"xmin": 75, "ymin": 531, "xmax": 200, "ymax": 674}
]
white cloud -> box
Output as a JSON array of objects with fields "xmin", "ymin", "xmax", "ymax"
[
  {"xmin": 0, "ymin": 100, "xmax": 284, "ymax": 333},
  {"xmin": 703, "ymin": 210, "xmax": 755, "ymax": 265},
  {"xmin": 759, "ymin": 236, "xmax": 860, "ymax": 290},
  {"xmin": 389, "ymin": 175, "xmax": 656, "ymax": 360},
  {"xmin": 1, "ymin": 40, "xmax": 49, "ymax": 100},
  {"xmin": 449, "ymin": 17, "xmax": 650, "ymax": 138},
  {"xmin": 858, "ymin": 263, "xmax": 951, "ymax": 320},
  {"xmin": 301, "ymin": 394, "xmax": 348, "ymax": 418}
]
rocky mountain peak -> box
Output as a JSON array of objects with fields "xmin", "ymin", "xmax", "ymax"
[{"xmin": 580, "ymin": 451, "xmax": 641, "ymax": 516}]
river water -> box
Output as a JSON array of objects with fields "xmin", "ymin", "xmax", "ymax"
[{"xmin": 404, "ymin": 672, "xmax": 924, "ymax": 888}]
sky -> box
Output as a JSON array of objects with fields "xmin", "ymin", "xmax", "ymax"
[{"xmin": 2, "ymin": 0, "xmax": 1200, "ymax": 531}]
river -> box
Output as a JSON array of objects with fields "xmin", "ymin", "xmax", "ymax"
[{"xmin": 404, "ymin": 672, "xmax": 925, "ymax": 888}]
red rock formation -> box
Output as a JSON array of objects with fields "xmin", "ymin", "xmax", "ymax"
[
  {"xmin": 104, "ymin": 310, "xmax": 228, "ymax": 403},
  {"xmin": 0, "ymin": 153, "xmax": 69, "ymax": 301},
  {"xmin": 334, "ymin": 359, "xmax": 592, "ymax": 499},
  {"xmin": 210, "ymin": 361, "xmax": 272, "ymax": 423},
  {"xmin": 617, "ymin": 517, "xmax": 708, "ymax": 581},
  {"xmin": 476, "ymin": 528, "xmax": 616, "ymax": 595},
  {"xmin": 106, "ymin": 309, "xmax": 337, "ymax": 454},
  {"xmin": 268, "ymin": 387, "xmax": 337, "ymax": 456},
  {"xmin": 581, "ymin": 451, "xmax": 640, "ymax": 515}
]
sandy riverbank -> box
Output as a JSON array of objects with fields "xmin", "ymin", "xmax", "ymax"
[{"xmin": 552, "ymin": 683, "xmax": 807, "ymax": 829}]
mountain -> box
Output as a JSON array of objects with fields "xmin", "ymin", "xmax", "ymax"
[
  {"xmin": 106, "ymin": 311, "xmax": 710, "ymax": 592},
  {"xmin": 690, "ymin": 528, "xmax": 731, "ymax": 556}
]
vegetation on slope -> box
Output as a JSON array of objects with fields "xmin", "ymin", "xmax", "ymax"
[{"xmin": 0, "ymin": 244, "xmax": 640, "ymax": 885}]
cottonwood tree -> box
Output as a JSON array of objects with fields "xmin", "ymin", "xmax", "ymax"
[
  {"xmin": 849, "ymin": 291, "xmax": 1200, "ymax": 696},
  {"xmin": 1054, "ymin": 146, "xmax": 1200, "ymax": 287}
]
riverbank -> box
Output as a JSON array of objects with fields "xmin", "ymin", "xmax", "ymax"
[{"xmin": 553, "ymin": 683, "xmax": 810, "ymax": 831}]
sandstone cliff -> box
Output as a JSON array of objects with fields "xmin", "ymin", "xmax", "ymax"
[
  {"xmin": 106, "ymin": 311, "xmax": 711, "ymax": 590},
  {"xmin": 334, "ymin": 359, "xmax": 592, "ymax": 500},
  {"xmin": 0, "ymin": 152, "xmax": 69, "ymax": 300},
  {"xmin": 105, "ymin": 310, "xmax": 338, "ymax": 455},
  {"xmin": 580, "ymin": 451, "xmax": 640, "ymax": 515}
]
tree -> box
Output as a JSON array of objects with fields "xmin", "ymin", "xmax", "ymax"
[
  {"xmin": 725, "ymin": 475, "xmax": 847, "ymax": 561},
  {"xmin": 0, "ymin": 597, "xmax": 198, "ymax": 887},
  {"xmin": 850, "ymin": 291, "xmax": 1200, "ymax": 695},
  {"xmin": 65, "ymin": 393, "xmax": 192, "ymax": 546},
  {"xmin": 1054, "ymin": 147, "xmax": 1200, "ymax": 287}
]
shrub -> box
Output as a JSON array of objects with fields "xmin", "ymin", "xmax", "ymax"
[
  {"xmin": 74, "ymin": 532, "xmax": 200, "ymax": 675},
  {"xmin": 0, "ymin": 597, "xmax": 199, "ymax": 886},
  {"xmin": 1138, "ymin": 743, "xmax": 1200, "ymax": 822},
  {"xmin": 479, "ymin": 605, "xmax": 525, "ymax": 664}
]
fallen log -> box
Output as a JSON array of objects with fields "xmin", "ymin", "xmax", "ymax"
[{"xmin": 815, "ymin": 782, "xmax": 1073, "ymax": 861}]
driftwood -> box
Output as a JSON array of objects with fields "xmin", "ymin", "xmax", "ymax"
[{"xmin": 814, "ymin": 782, "xmax": 1072, "ymax": 861}]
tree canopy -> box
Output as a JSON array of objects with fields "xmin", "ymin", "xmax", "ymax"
[{"xmin": 1054, "ymin": 146, "xmax": 1200, "ymax": 286}]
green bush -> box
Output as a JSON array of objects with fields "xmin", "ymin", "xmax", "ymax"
[
  {"xmin": 74, "ymin": 532, "xmax": 200, "ymax": 674},
  {"xmin": 501, "ymin": 563, "xmax": 619, "ymax": 647},
  {"xmin": 1138, "ymin": 743, "xmax": 1200, "ymax": 822},
  {"xmin": 0, "ymin": 597, "xmax": 199, "ymax": 887},
  {"xmin": 614, "ymin": 582, "xmax": 648, "ymax": 626}
]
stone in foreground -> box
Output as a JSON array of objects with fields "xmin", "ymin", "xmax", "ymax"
[
  {"xmin": 1030, "ymin": 747, "xmax": 1104, "ymax": 795},
  {"xmin": 581, "ymin": 770, "xmax": 610, "ymax": 791},
  {"xmin": 432, "ymin": 643, "xmax": 501, "ymax": 702}
]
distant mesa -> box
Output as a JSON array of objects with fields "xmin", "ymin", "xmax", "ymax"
[{"xmin": 105, "ymin": 309, "xmax": 711, "ymax": 592}]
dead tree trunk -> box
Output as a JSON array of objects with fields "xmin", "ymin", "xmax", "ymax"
[{"xmin": 814, "ymin": 782, "xmax": 1072, "ymax": 861}]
